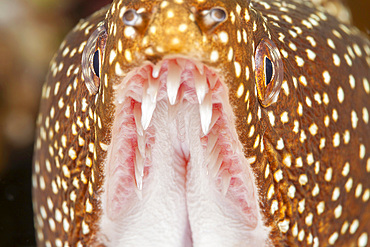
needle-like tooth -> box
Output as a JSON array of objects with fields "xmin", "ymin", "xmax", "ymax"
[
  {"xmin": 135, "ymin": 148, "xmax": 144, "ymax": 176},
  {"xmin": 205, "ymin": 144, "xmax": 221, "ymax": 166},
  {"xmin": 134, "ymin": 149, "xmax": 144, "ymax": 191},
  {"xmin": 176, "ymin": 58, "xmax": 187, "ymax": 69},
  {"xmin": 134, "ymin": 103, "xmax": 144, "ymax": 136},
  {"xmin": 209, "ymin": 154, "xmax": 223, "ymax": 178},
  {"xmin": 209, "ymin": 110, "xmax": 220, "ymax": 131},
  {"xmin": 193, "ymin": 69, "xmax": 208, "ymax": 104},
  {"xmin": 135, "ymin": 169, "xmax": 143, "ymax": 191},
  {"xmin": 166, "ymin": 62, "xmax": 182, "ymax": 105},
  {"xmin": 200, "ymin": 91, "xmax": 213, "ymax": 135},
  {"xmin": 221, "ymin": 171, "xmax": 232, "ymax": 196},
  {"xmin": 208, "ymin": 73, "xmax": 218, "ymax": 89},
  {"xmin": 152, "ymin": 63, "xmax": 161, "ymax": 78},
  {"xmin": 137, "ymin": 134, "xmax": 145, "ymax": 157},
  {"xmin": 194, "ymin": 61, "xmax": 205, "ymax": 75},
  {"xmin": 147, "ymin": 72, "xmax": 160, "ymax": 103},
  {"xmin": 141, "ymin": 84, "xmax": 157, "ymax": 130},
  {"xmin": 206, "ymin": 134, "xmax": 218, "ymax": 154}
]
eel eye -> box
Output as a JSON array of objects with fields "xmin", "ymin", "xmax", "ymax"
[
  {"xmin": 254, "ymin": 38, "xmax": 284, "ymax": 107},
  {"xmin": 197, "ymin": 7, "xmax": 227, "ymax": 31},
  {"xmin": 122, "ymin": 9, "xmax": 142, "ymax": 26},
  {"xmin": 93, "ymin": 50, "xmax": 100, "ymax": 78},
  {"xmin": 82, "ymin": 24, "xmax": 107, "ymax": 95}
]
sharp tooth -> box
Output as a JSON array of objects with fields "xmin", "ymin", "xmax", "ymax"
[
  {"xmin": 137, "ymin": 134, "xmax": 146, "ymax": 157},
  {"xmin": 135, "ymin": 169, "xmax": 143, "ymax": 191},
  {"xmin": 208, "ymin": 154, "xmax": 223, "ymax": 178},
  {"xmin": 135, "ymin": 148, "xmax": 144, "ymax": 177},
  {"xmin": 134, "ymin": 103, "xmax": 144, "ymax": 136},
  {"xmin": 194, "ymin": 61, "xmax": 205, "ymax": 75},
  {"xmin": 221, "ymin": 171, "xmax": 232, "ymax": 196},
  {"xmin": 166, "ymin": 62, "xmax": 182, "ymax": 105},
  {"xmin": 200, "ymin": 91, "xmax": 213, "ymax": 135},
  {"xmin": 209, "ymin": 110, "xmax": 221, "ymax": 131},
  {"xmin": 176, "ymin": 58, "xmax": 187, "ymax": 69},
  {"xmin": 141, "ymin": 84, "xmax": 157, "ymax": 130},
  {"xmin": 147, "ymin": 72, "xmax": 160, "ymax": 103},
  {"xmin": 206, "ymin": 134, "xmax": 218, "ymax": 154},
  {"xmin": 193, "ymin": 69, "xmax": 208, "ymax": 104},
  {"xmin": 152, "ymin": 63, "xmax": 161, "ymax": 78},
  {"xmin": 205, "ymin": 144, "xmax": 221, "ymax": 166},
  {"xmin": 208, "ymin": 73, "xmax": 218, "ymax": 89},
  {"xmin": 134, "ymin": 148, "xmax": 144, "ymax": 191}
]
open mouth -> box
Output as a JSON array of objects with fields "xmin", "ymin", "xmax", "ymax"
[{"xmin": 99, "ymin": 57, "xmax": 267, "ymax": 246}]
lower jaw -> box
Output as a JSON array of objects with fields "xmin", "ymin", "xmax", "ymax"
[{"xmin": 98, "ymin": 58, "xmax": 269, "ymax": 246}]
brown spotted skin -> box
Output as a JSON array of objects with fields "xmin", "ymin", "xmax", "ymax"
[
  {"xmin": 32, "ymin": 7, "xmax": 109, "ymax": 246},
  {"xmin": 32, "ymin": 0, "xmax": 370, "ymax": 246}
]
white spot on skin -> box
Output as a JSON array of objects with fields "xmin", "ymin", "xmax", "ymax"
[
  {"xmin": 328, "ymin": 232, "xmax": 339, "ymax": 245},
  {"xmin": 298, "ymin": 199, "xmax": 305, "ymax": 213},
  {"xmin": 363, "ymin": 107, "xmax": 369, "ymax": 124},
  {"xmin": 317, "ymin": 201, "xmax": 325, "ymax": 215},
  {"xmin": 327, "ymin": 38, "xmax": 336, "ymax": 49},
  {"xmin": 306, "ymin": 36, "xmax": 316, "ymax": 47},
  {"xmin": 299, "ymin": 75, "xmax": 307, "ymax": 86},
  {"xmin": 334, "ymin": 205, "xmax": 342, "ymax": 218},
  {"xmin": 345, "ymin": 177, "xmax": 353, "ymax": 192},
  {"xmin": 333, "ymin": 54, "xmax": 341, "ymax": 66},
  {"xmin": 349, "ymin": 74, "xmax": 356, "ymax": 89},
  {"xmin": 306, "ymin": 49, "xmax": 316, "ymax": 60},
  {"xmin": 268, "ymin": 111, "xmax": 275, "ymax": 126},
  {"xmin": 274, "ymin": 169, "xmax": 283, "ymax": 182},
  {"xmin": 332, "ymin": 187, "xmax": 340, "ymax": 201},
  {"xmin": 351, "ymin": 110, "xmax": 359, "ymax": 129},
  {"xmin": 359, "ymin": 144, "xmax": 366, "ymax": 159},
  {"xmin": 299, "ymin": 174, "xmax": 308, "ymax": 185},
  {"xmin": 355, "ymin": 183, "xmax": 363, "ymax": 198},
  {"xmin": 342, "ymin": 162, "xmax": 350, "ymax": 176},
  {"xmin": 309, "ymin": 123, "xmax": 318, "ymax": 136},
  {"xmin": 278, "ymin": 219, "xmax": 290, "ymax": 233},
  {"xmin": 323, "ymin": 71, "xmax": 331, "ymax": 84},
  {"xmin": 218, "ymin": 31, "xmax": 229, "ymax": 44},
  {"xmin": 337, "ymin": 87, "xmax": 345, "ymax": 103},
  {"xmin": 109, "ymin": 50, "xmax": 117, "ymax": 65},
  {"xmin": 312, "ymin": 183, "xmax": 320, "ymax": 196},
  {"xmin": 288, "ymin": 185, "xmax": 296, "ymax": 198},
  {"xmin": 276, "ymin": 138, "xmax": 284, "ymax": 150},
  {"xmin": 363, "ymin": 78, "xmax": 370, "ymax": 94},
  {"xmin": 289, "ymin": 42, "xmax": 297, "ymax": 51},
  {"xmin": 325, "ymin": 167, "xmax": 333, "ymax": 182},
  {"xmin": 358, "ymin": 233, "xmax": 368, "ymax": 247},
  {"xmin": 333, "ymin": 132, "xmax": 340, "ymax": 147},
  {"xmin": 283, "ymin": 154, "xmax": 292, "ymax": 167},
  {"xmin": 349, "ymin": 219, "xmax": 359, "ymax": 234},
  {"xmin": 234, "ymin": 61, "xmax": 241, "ymax": 77},
  {"xmin": 210, "ymin": 50, "xmax": 219, "ymax": 62},
  {"xmin": 281, "ymin": 112, "xmax": 289, "ymax": 124}
]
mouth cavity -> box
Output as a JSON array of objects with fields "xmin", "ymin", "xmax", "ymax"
[{"xmin": 100, "ymin": 57, "xmax": 265, "ymax": 245}]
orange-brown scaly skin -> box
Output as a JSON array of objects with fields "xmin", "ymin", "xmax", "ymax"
[{"xmin": 33, "ymin": 0, "xmax": 369, "ymax": 246}]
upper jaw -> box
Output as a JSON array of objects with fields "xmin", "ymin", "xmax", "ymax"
[{"xmin": 113, "ymin": 56, "xmax": 224, "ymax": 135}]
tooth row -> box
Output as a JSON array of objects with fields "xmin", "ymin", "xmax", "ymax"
[
  {"xmin": 139, "ymin": 60, "xmax": 217, "ymax": 135},
  {"xmin": 205, "ymin": 133, "xmax": 233, "ymax": 196},
  {"xmin": 133, "ymin": 60, "xmax": 221, "ymax": 194}
]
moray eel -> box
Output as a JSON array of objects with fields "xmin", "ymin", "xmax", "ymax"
[{"xmin": 32, "ymin": 0, "xmax": 370, "ymax": 246}]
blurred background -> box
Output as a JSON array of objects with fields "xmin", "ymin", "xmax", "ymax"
[{"xmin": 0, "ymin": 0, "xmax": 368, "ymax": 246}]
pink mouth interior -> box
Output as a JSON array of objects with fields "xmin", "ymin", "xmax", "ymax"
[{"xmin": 101, "ymin": 58, "xmax": 261, "ymax": 244}]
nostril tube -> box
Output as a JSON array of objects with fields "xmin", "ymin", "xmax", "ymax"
[{"xmin": 197, "ymin": 7, "xmax": 228, "ymax": 32}]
